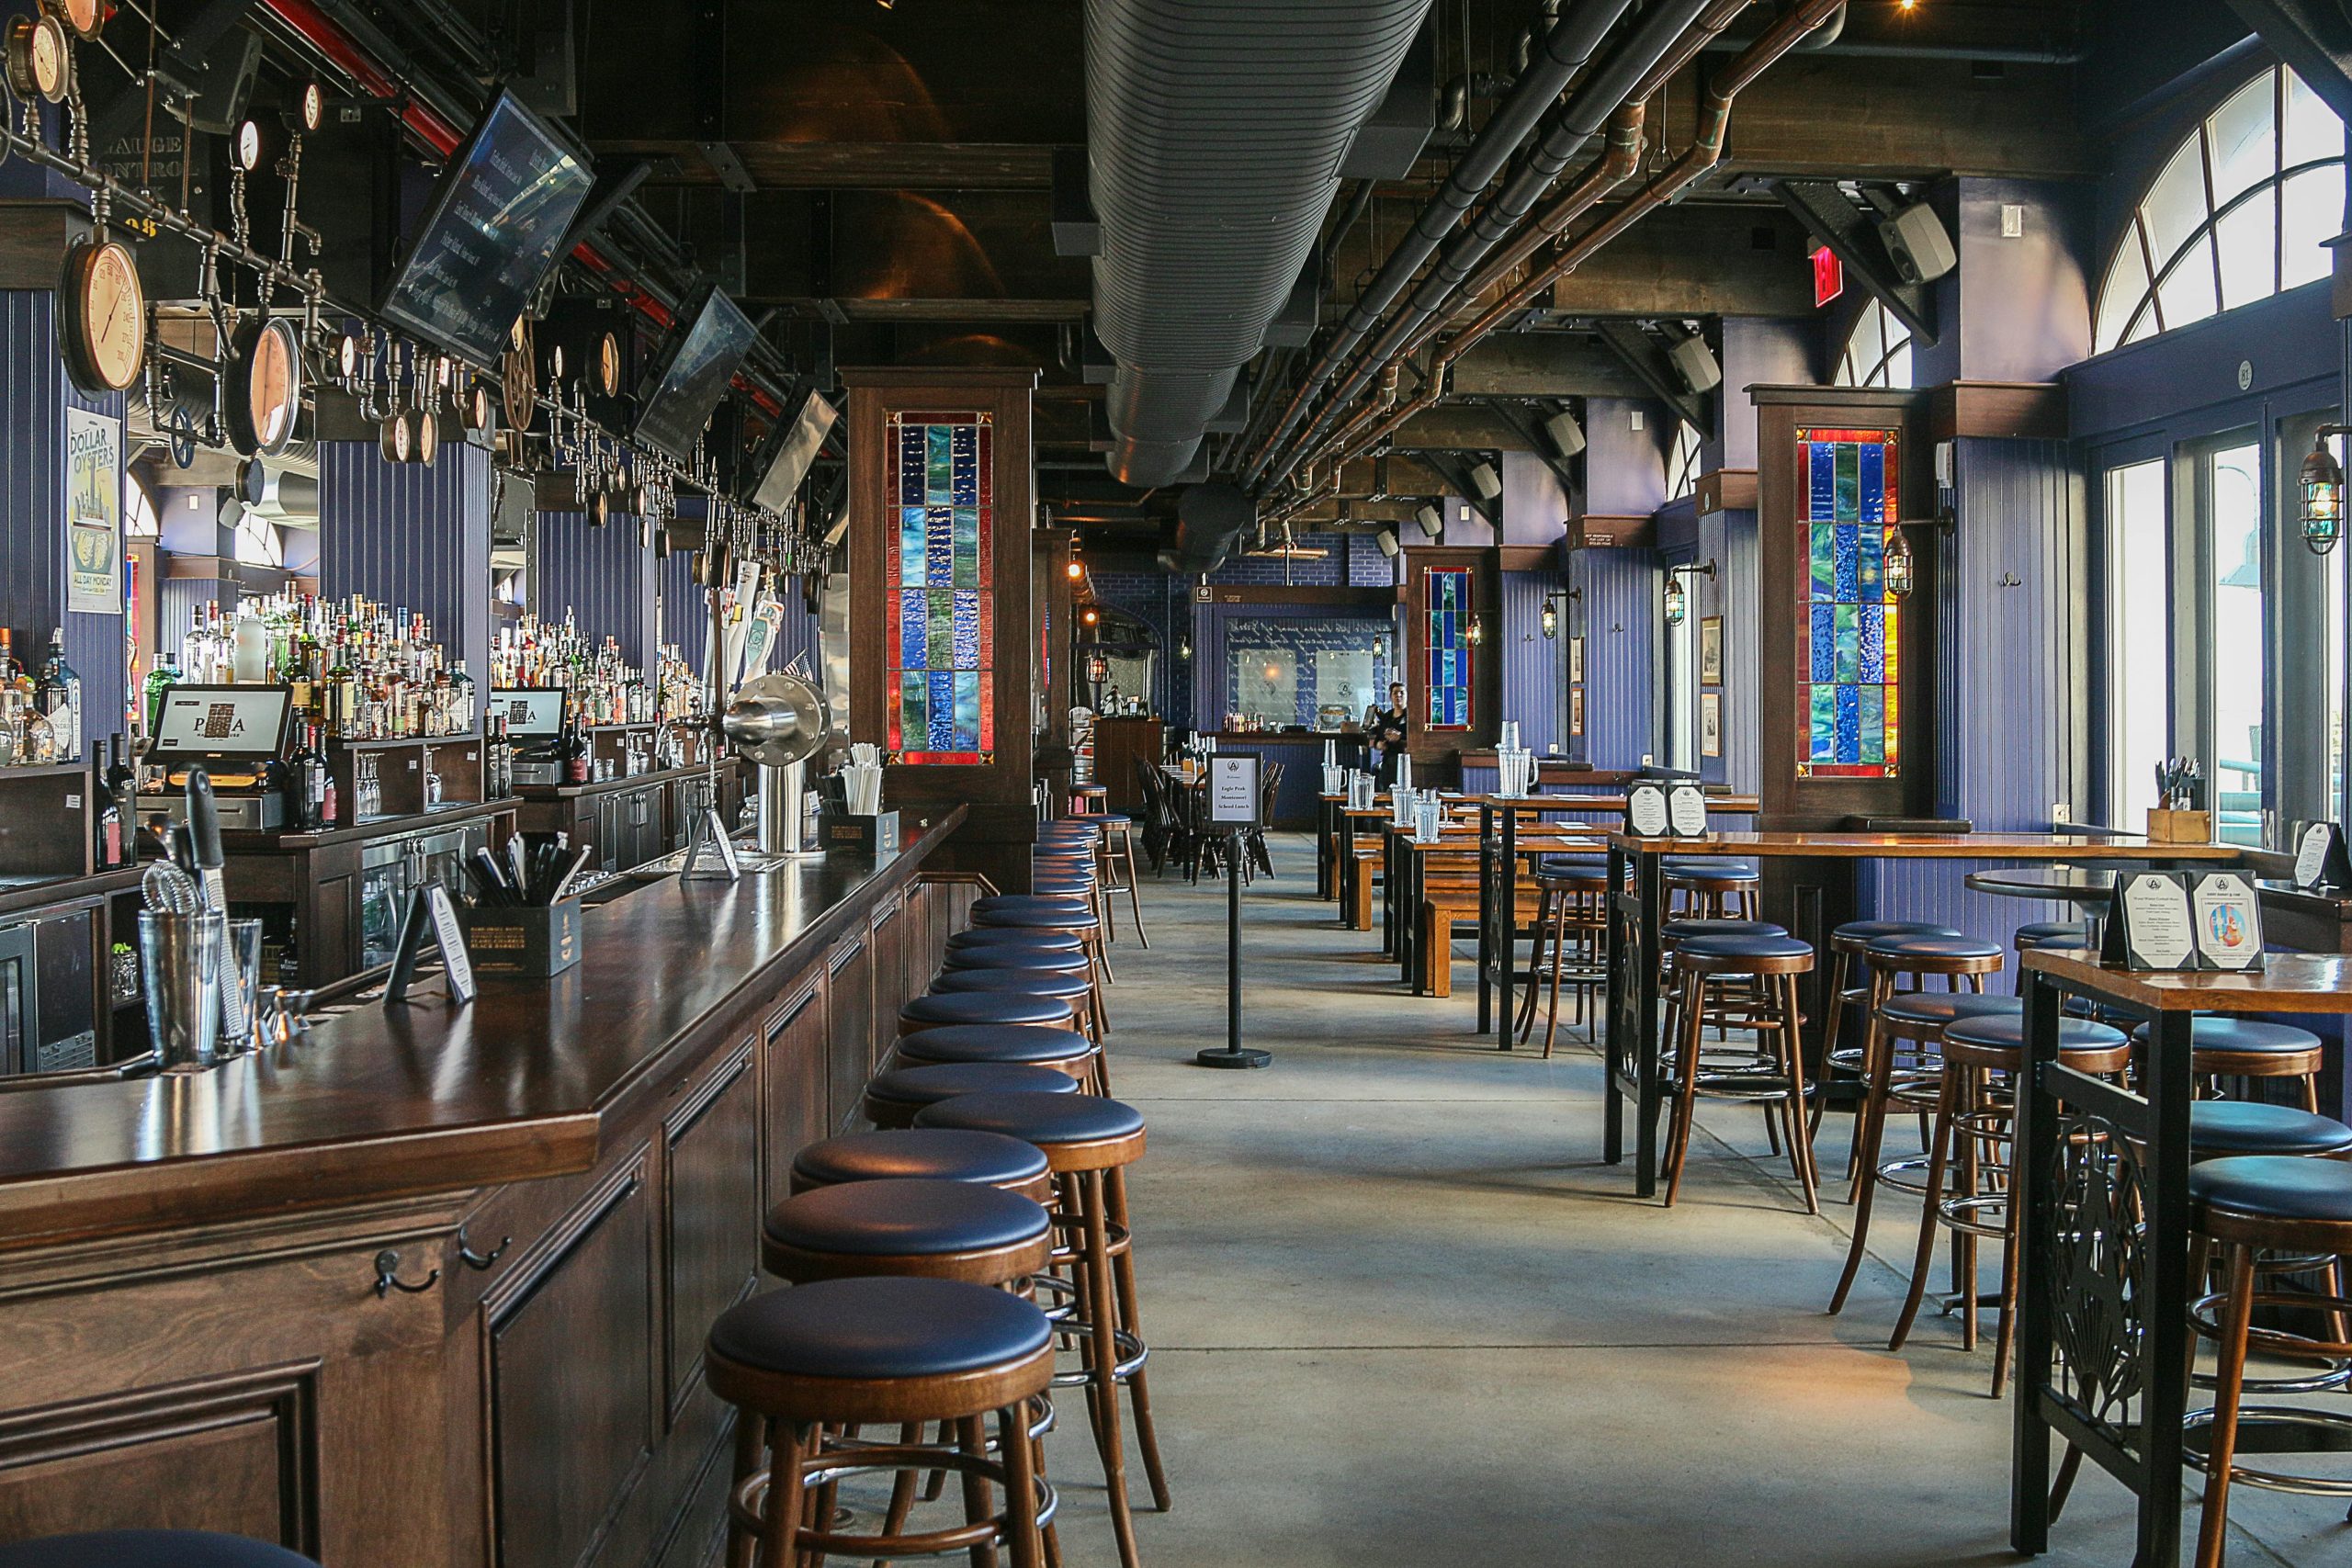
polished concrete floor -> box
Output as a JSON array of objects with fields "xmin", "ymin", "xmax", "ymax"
[{"xmin": 1025, "ymin": 833, "xmax": 2350, "ymax": 1567}]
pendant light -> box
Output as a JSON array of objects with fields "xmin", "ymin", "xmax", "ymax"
[
  {"xmin": 1883, "ymin": 525, "xmax": 1917, "ymax": 599},
  {"xmin": 1663, "ymin": 559, "xmax": 1715, "ymax": 628},
  {"xmin": 2300, "ymin": 426, "xmax": 2350, "ymax": 555}
]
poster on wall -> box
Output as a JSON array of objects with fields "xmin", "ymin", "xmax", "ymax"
[
  {"xmin": 1569, "ymin": 687, "xmax": 1584, "ymax": 737},
  {"xmin": 1701, "ymin": 692, "xmax": 1722, "ymax": 757},
  {"xmin": 65, "ymin": 408, "xmax": 121, "ymax": 614},
  {"xmin": 1700, "ymin": 617, "xmax": 1723, "ymax": 686}
]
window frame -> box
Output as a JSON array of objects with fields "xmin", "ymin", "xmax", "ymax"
[{"xmin": 1832, "ymin": 298, "xmax": 1914, "ymax": 390}]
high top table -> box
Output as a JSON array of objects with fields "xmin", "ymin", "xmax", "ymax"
[
  {"xmin": 2012, "ymin": 948, "xmax": 2352, "ymax": 1568},
  {"xmin": 1600, "ymin": 831, "xmax": 2245, "ymax": 1198}
]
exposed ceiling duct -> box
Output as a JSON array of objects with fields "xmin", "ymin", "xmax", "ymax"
[{"xmin": 1085, "ymin": 0, "xmax": 1432, "ymax": 489}]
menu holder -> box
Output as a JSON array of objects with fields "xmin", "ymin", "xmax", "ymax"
[
  {"xmin": 387, "ymin": 879, "xmax": 478, "ymax": 1004},
  {"xmin": 1624, "ymin": 781, "xmax": 1708, "ymax": 840},
  {"xmin": 2102, "ymin": 869, "xmax": 2264, "ymax": 972},
  {"xmin": 2291, "ymin": 819, "xmax": 2352, "ymax": 891}
]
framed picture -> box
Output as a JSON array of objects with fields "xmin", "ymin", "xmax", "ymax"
[
  {"xmin": 1569, "ymin": 686, "xmax": 1585, "ymax": 737},
  {"xmin": 1700, "ymin": 692, "xmax": 1723, "ymax": 758},
  {"xmin": 1569, "ymin": 635, "xmax": 1585, "ymax": 685},
  {"xmin": 1699, "ymin": 616, "xmax": 1723, "ymax": 687}
]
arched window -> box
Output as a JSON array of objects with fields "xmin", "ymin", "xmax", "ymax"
[
  {"xmin": 2093, "ymin": 66, "xmax": 2346, "ymax": 353},
  {"xmin": 232, "ymin": 506, "xmax": 283, "ymax": 568},
  {"xmin": 1665, "ymin": 420, "xmax": 1702, "ymax": 500},
  {"xmin": 1833, "ymin": 298, "xmax": 1913, "ymax": 389}
]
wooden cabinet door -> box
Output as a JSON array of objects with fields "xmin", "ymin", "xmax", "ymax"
[
  {"xmin": 825, "ymin": 937, "xmax": 871, "ymax": 1133},
  {"xmin": 487, "ymin": 1162, "xmax": 656, "ymax": 1568},
  {"xmin": 763, "ymin": 980, "xmax": 827, "ymax": 1213},
  {"xmin": 866, "ymin": 896, "xmax": 904, "ymax": 1077},
  {"xmin": 662, "ymin": 1045, "xmax": 760, "ymax": 1414}
]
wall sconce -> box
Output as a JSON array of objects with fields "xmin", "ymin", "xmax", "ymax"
[
  {"xmin": 1883, "ymin": 525, "xmax": 1917, "ymax": 600},
  {"xmin": 1177, "ymin": 635, "xmax": 1193, "ymax": 661},
  {"xmin": 1539, "ymin": 587, "xmax": 1581, "ymax": 640},
  {"xmin": 1464, "ymin": 615, "xmax": 1487, "ymax": 647},
  {"xmin": 1086, "ymin": 652, "xmax": 1110, "ymax": 685},
  {"xmin": 1080, "ymin": 607, "xmax": 1100, "ymax": 628},
  {"xmin": 1663, "ymin": 559, "xmax": 1715, "ymax": 627},
  {"xmin": 1066, "ymin": 558, "xmax": 1085, "ymax": 580},
  {"xmin": 2301, "ymin": 425, "xmax": 2351, "ymax": 554}
]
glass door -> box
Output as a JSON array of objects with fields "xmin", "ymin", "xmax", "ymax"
[
  {"xmin": 2102, "ymin": 458, "xmax": 2170, "ymax": 825},
  {"xmin": 2203, "ymin": 440, "xmax": 2265, "ymax": 843},
  {"xmin": 1662, "ymin": 581, "xmax": 1698, "ymax": 773}
]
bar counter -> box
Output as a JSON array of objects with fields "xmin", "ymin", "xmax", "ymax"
[{"xmin": 0, "ymin": 806, "xmax": 970, "ymax": 1565}]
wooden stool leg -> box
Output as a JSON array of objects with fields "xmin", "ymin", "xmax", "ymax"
[
  {"xmin": 956, "ymin": 1414, "xmax": 1000, "ymax": 1568},
  {"xmin": 1080, "ymin": 1169, "xmax": 1142, "ymax": 1568},
  {"xmin": 1781, "ymin": 974, "xmax": 1819, "ymax": 1213},
  {"xmin": 999, "ymin": 1402, "xmax": 1045, "ymax": 1568},
  {"xmin": 1664, "ymin": 972, "xmax": 1707, "ymax": 1208},
  {"xmin": 1811, "ymin": 950, "xmax": 1848, "ymax": 1140},
  {"xmin": 758, "ymin": 1421, "xmax": 810, "ymax": 1568},
  {"xmin": 2196, "ymin": 1242, "xmax": 2260, "ymax": 1568},
  {"xmin": 1888, "ymin": 1069, "xmax": 1961, "ymax": 1351},
  {"xmin": 1828, "ymin": 987, "xmax": 1895, "ymax": 1314},
  {"xmin": 728, "ymin": 1412, "xmax": 767, "ymax": 1568},
  {"xmin": 876, "ymin": 1420, "xmax": 925, "ymax": 1559},
  {"xmin": 1105, "ymin": 1167, "xmax": 1171, "ymax": 1511}
]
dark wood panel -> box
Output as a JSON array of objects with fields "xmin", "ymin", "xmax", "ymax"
[
  {"xmin": 826, "ymin": 937, "xmax": 873, "ymax": 1134},
  {"xmin": 762, "ymin": 981, "xmax": 828, "ymax": 1214},
  {"xmin": 867, "ymin": 896, "xmax": 906, "ymax": 1076},
  {"xmin": 662, "ymin": 1048, "xmax": 760, "ymax": 1416},
  {"xmin": 489, "ymin": 1163, "xmax": 656, "ymax": 1568}
]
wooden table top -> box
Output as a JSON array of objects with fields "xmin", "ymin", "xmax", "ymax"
[
  {"xmin": 1469, "ymin": 793, "xmax": 1761, "ymax": 813},
  {"xmin": 0, "ymin": 809, "xmax": 966, "ymax": 1249},
  {"xmin": 2026, "ymin": 948, "xmax": 2352, "ymax": 1012},
  {"xmin": 1605, "ymin": 831, "xmax": 2245, "ymax": 861}
]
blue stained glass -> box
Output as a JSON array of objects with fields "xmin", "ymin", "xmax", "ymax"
[
  {"xmin": 1858, "ymin": 526, "xmax": 1883, "ymax": 597},
  {"xmin": 928, "ymin": 671, "xmax": 957, "ymax": 751},
  {"xmin": 1833, "ymin": 524, "xmax": 1858, "ymax": 601},
  {"xmin": 900, "ymin": 507, "xmax": 927, "ymax": 584},
  {"xmin": 1858, "ymin": 604, "xmax": 1885, "ymax": 682},
  {"xmin": 1859, "ymin": 441, "xmax": 1884, "ymax": 524},
  {"xmin": 901, "ymin": 672, "xmax": 928, "ymax": 739},
  {"xmin": 1860, "ymin": 685, "xmax": 1885, "ymax": 763},
  {"xmin": 950, "ymin": 425, "xmax": 978, "ymax": 504},
  {"xmin": 1808, "ymin": 443, "xmax": 1836, "ymax": 521},
  {"xmin": 924, "ymin": 506, "xmax": 955, "ymax": 586},
  {"xmin": 1835, "ymin": 604, "xmax": 1860, "ymax": 683},
  {"xmin": 1835, "ymin": 682, "xmax": 1860, "ymax": 763},
  {"xmin": 899, "ymin": 436, "xmax": 925, "ymax": 506},
  {"xmin": 1810, "ymin": 525, "xmax": 1835, "ymax": 601},
  {"xmin": 953, "ymin": 507, "xmax": 979, "ymax": 588},
  {"xmin": 1810, "ymin": 685, "xmax": 1836, "ymax": 760},
  {"xmin": 1811, "ymin": 604, "xmax": 1836, "ymax": 681},
  {"xmin": 952, "ymin": 592, "xmax": 980, "ymax": 668},
  {"xmin": 954, "ymin": 672, "xmax": 980, "ymax": 750},
  {"xmin": 926, "ymin": 427, "xmax": 952, "ymax": 498},
  {"xmin": 1835, "ymin": 443, "xmax": 1860, "ymax": 522},
  {"xmin": 899, "ymin": 590, "xmax": 928, "ymax": 669}
]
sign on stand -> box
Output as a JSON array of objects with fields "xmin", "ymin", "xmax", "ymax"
[{"xmin": 1198, "ymin": 754, "xmax": 1271, "ymax": 1069}]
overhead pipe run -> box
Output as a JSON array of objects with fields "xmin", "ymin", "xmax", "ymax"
[{"xmin": 1086, "ymin": 0, "xmax": 1431, "ymax": 489}]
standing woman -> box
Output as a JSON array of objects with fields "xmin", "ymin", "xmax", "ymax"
[{"xmin": 1365, "ymin": 681, "xmax": 1410, "ymax": 787}]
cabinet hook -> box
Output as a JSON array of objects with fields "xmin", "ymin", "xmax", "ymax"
[
  {"xmin": 456, "ymin": 1225, "xmax": 512, "ymax": 1271},
  {"xmin": 373, "ymin": 1248, "xmax": 441, "ymax": 1298}
]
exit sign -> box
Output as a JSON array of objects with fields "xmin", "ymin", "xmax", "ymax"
[{"xmin": 1811, "ymin": 245, "xmax": 1844, "ymax": 309}]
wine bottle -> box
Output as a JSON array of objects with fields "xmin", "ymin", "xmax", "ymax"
[
  {"xmin": 561, "ymin": 694, "xmax": 591, "ymax": 784},
  {"xmin": 295, "ymin": 721, "xmax": 332, "ymax": 830},
  {"xmin": 36, "ymin": 628, "xmax": 80, "ymax": 762},
  {"xmin": 104, "ymin": 733, "xmax": 136, "ymax": 867}
]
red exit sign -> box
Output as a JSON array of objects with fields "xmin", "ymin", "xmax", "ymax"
[{"xmin": 1812, "ymin": 245, "xmax": 1844, "ymax": 309}]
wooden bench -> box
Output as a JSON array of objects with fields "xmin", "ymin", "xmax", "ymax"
[{"xmin": 1416, "ymin": 880, "xmax": 1546, "ymax": 997}]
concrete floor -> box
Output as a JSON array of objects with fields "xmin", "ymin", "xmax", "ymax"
[{"xmin": 1025, "ymin": 833, "xmax": 2351, "ymax": 1567}]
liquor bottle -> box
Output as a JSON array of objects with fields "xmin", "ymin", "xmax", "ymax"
[
  {"xmin": 141, "ymin": 650, "xmax": 180, "ymax": 737},
  {"xmin": 35, "ymin": 629, "xmax": 80, "ymax": 762},
  {"xmin": 94, "ymin": 735, "xmax": 122, "ymax": 867},
  {"xmin": 560, "ymin": 694, "xmax": 591, "ymax": 784},
  {"xmin": 104, "ymin": 733, "xmax": 137, "ymax": 867}
]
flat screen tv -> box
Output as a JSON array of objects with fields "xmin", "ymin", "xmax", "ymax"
[
  {"xmin": 744, "ymin": 389, "xmax": 838, "ymax": 511},
  {"xmin": 377, "ymin": 91, "xmax": 595, "ymax": 367},
  {"xmin": 633, "ymin": 282, "xmax": 758, "ymax": 460}
]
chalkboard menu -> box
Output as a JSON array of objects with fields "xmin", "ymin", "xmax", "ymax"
[
  {"xmin": 378, "ymin": 92, "xmax": 594, "ymax": 367},
  {"xmin": 634, "ymin": 282, "xmax": 759, "ymax": 459}
]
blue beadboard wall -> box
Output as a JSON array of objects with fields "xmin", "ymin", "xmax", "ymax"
[
  {"xmin": 1569, "ymin": 546, "xmax": 1657, "ymax": 769},
  {"xmin": 0, "ymin": 291, "xmax": 130, "ymax": 750},
  {"xmin": 535, "ymin": 511, "xmax": 655, "ymax": 667},
  {"xmin": 318, "ymin": 439, "xmax": 492, "ymax": 680},
  {"xmin": 1694, "ymin": 508, "xmax": 1760, "ymax": 794},
  {"xmin": 1855, "ymin": 437, "xmax": 2086, "ymax": 946},
  {"xmin": 1499, "ymin": 568, "xmax": 1566, "ymax": 755},
  {"xmin": 656, "ymin": 548, "xmax": 709, "ymax": 673}
]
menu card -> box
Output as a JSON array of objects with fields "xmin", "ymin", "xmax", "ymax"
[
  {"xmin": 2190, "ymin": 872, "xmax": 2263, "ymax": 970},
  {"xmin": 2103, "ymin": 869, "xmax": 2265, "ymax": 972},
  {"xmin": 1625, "ymin": 783, "xmax": 1669, "ymax": 837},
  {"xmin": 2292, "ymin": 820, "xmax": 2351, "ymax": 891},
  {"xmin": 1667, "ymin": 784, "xmax": 1708, "ymax": 838}
]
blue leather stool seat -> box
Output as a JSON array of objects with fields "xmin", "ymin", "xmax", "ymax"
[
  {"xmin": 764, "ymin": 1178, "xmax": 1049, "ymax": 1258},
  {"xmin": 865, "ymin": 1062, "xmax": 1085, "ymax": 1112},
  {"xmin": 1663, "ymin": 918, "xmax": 1784, "ymax": 942},
  {"xmin": 1677, "ymin": 933, "xmax": 1812, "ymax": 964},
  {"xmin": 929, "ymin": 968, "xmax": 1094, "ymax": 1004},
  {"xmin": 1028, "ymin": 883, "xmax": 1094, "ymax": 899},
  {"xmin": 1941, "ymin": 1014, "xmax": 2129, "ymax": 1054},
  {"xmin": 941, "ymin": 948, "xmax": 1091, "ymax": 976},
  {"xmin": 1535, "ymin": 855, "xmax": 1611, "ymax": 878},
  {"xmin": 915, "ymin": 1089, "xmax": 1148, "ymax": 1147},
  {"xmin": 973, "ymin": 895, "xmax": 1093, "ymax": 913},
  {"xmin": 2026, "ymin": 935, "xmax": 2095, "ymax": 953},
  {"xmin": 1866, "ymin": 933, "xmax": 2004, "ymax": 963},
  {"xmin": 900, "ymin": 992, "xmax": 1075, "ymax": 1030},
  {"xmin": 1878, "ymin": 993, "xmax": 2024, "ymax": 1028},
  {"xmin": 791, "ymin": 1129, "xmax": 1050, "ymax": 1191},
  {"xmin": 947, "ymin": 929, "xmax": 1085, "ymax": 955},
  {"xmin": 2189, "ymin": 1101, "xmax": 2352, "ymax": 1158},
  {"xmin": 894, "ymin": 1024, "xmax": 1095, "ymax": 1067},
  {"xmin": 1666, "ymin": 858, "xmax": 1758, "ymax": 881},
  {"xmin": 1834, "ymin": 919, "xmax": 1962, "ymax": 944},
  {"xmin": 0, "ymin": 1536, "xmax": 321, "ymax": 1568},
  {"xmin": 973, "ymin": 907, "xmax": 1099, "ymax": 932},
  {"xmin": 709, "ymin": 1276, "xmax": 1052, "ymax": 1382},
  {"xmin": 2189, "ymin": 1156, "xmax": 2352, "ymax": 1224},
  {"xmin": 2130, "ymin": 1017, "xmax": 2324, "ymax": 1054},
  {"xmin": 2015, "ymin": 919, "xmax": 2090, "ymax": 944},
  {"xmin": 1089, "ymin": 813, "xmax": 1132, "ymax": 828}
]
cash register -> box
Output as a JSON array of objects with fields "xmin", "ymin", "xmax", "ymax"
[
  {"xmin": 147, "ymin": 684, "xmax": 294, "ymax": 830},
  {"xmin": 492, "ymin": 688, "xmax": 569, "ymax": 785}
]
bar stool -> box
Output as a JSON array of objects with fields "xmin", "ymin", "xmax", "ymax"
[
  {"xmin": 1518, "ymin": 857, "xmax": 1611, "ymax": 1055},
  {"xmin": 2185, "ymin": 1156, "xmax": 2352, "ymax": 1567},
  {"xmin": 899, "ymin": 992, "xmax": 1079, "ymax": 1036},
  {"xmin": 1090, "ymin": 815, "xmax": 1149, "ymax": 947},
  {"xmin": 932, "ymin": 966, "xmax": 1104, "ymax": 1043},
  {"xmin": 1069, "ymin": 783, "xmax": 1108, "ymax": 816},
  {"xmin": 0, "ymin": 1537, "xmax": 321, "ymax": 1568},
  {"xmin": 865, "ymin": 1062, "xmax": 1084, "ymax": 1129},
  {"xmin": 972, "ymin": 897, "xmax": 1114, "ymax": 986},
  {"xmin": 1657, "ymin": 918, "xmax": 1788, "ymax": 1057},
  {"xmin": 1664, "ymin": 857, "xmax": 1759, "ymax": 919},
  {"xmin": 2133, "ymin": 1017, "xmax": 2328, "ymax": 1113},
  {"xmin": 1812, "ymin": 919, "xmax": 1962, "ymax": 1147},
  {"xmin": 947, "ymin": 928, "xmax": 1087, "ymax": 959},
  {"xmin": 1889, "ymin": 1013, "xmax": 2132, "ymax": 1397},
  {"xmin": 916, "ymin": 1091, "xmax": 1166, "ymax": 1568},
  {"xmin": 790, "ymin": 1128, "xmax": 1054, "ymax": 1201},
  {"xmin": 762, "ymin": 1178, "xmax": 1051, "ymax": 1287},
  {"xmin": 1660, "ymin": 931, "xmax": 1819, "ymax": 1212},
  {"xmin": 943, "ymin": 942, "xmax": 1110, "ymax": 1033},
  {"xmin": 707, "ymin": 1276, "xmax": 1053, "ymax": 1568},
  {"xmin": 891, "ymin": 1022, "xmax": 1104, "ymax": 1093}
]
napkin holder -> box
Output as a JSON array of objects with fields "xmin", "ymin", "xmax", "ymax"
[{"xmin": 819, "ymin": 809, "xmax": 900, "ymax": 859}]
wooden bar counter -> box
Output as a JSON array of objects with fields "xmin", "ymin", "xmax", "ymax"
[{"xmin": 0, "ymin": 807, "xmax": 971, "ymax": 1564}]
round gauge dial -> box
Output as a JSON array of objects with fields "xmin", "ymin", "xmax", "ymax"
[
  {"xmin": 48, "ymin": 0, "xmax": 99, "ymax": 40},
  {"xmin": 595, "ymin": 332, "xmax": 620, "ymax": 397},
  {"xmin": 337, "ymin": 331, "xmax": 360, "ymax": 381},
  {"xmin": 226, "ymin": 317, "xmax": 302, "ymax": 456},
  {"xmin": 381, "ymin": 411, "xmax": 412, "ymax": 465},
  {"xmin": 588, "ymin": 490, "xmax": 609, "ymax": 529},
  {"xmin": 549, "ymin": 344, "xmax": 565, "ymax": 382},
  {"xmin": 503, "ymin": 319, "xmax": 537, "ymax": 431},
  {"xmin": 233, "ymin": 119, "xmax": 262, "ymax": 173},
  {"xmin": 7, "ymin": 15, "xmax": 71, "ymax": 104},
  {"xmin": 413, "ymin": 408, "xmax": 439, "ymax": 467},
  {"xmin": 300, "ymin": 82, "xmax": 323, "ymax": 133},
  {"xmin": 60, "ymin": 239, "xmax": 145, "ymax": 394},
  {"xmin": 468, "ymin": 383, "xmax": 493, "ymax": 434}
]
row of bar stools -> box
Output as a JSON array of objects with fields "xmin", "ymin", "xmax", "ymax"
[
  {"xmin": 901, "ymin": 989, "xmax": 1080, "ymax": 1036},
  {"xmin": 973, "ymin": 894, "xmax": 1115, "ymax": 987},
  {"xmin": 943, "ymin": 942, "xmax": 1110, "ymax": 1037},
  {"xmin": 2134, "ymin": 1016, "xmax": 2327, "ymax": 1112},
  {"xmin": 1811, "ymin": 919, "xmax": 1961, "ymax": 1164},
  {"xmin": 919, "ymin": 1091, "xmax": 1167, "ymax": 1568},
  {"xmin": 1664, "ymin": 856, "xmax": 1758, "ymax": 919},
  {"xmin": 935, "ymin": 964, "xmax": 1106, "ymax": 1043},
  {"xmin": 1518, "ymin": 857, "xmax": 1611, "ymax": 1055},
  {"xmin": 1661, "ymin": 931, "xmax": 1820, "ymax": 1211},
  {"xmin": 895, "ymin": 1022, "xmax": 1105, "ymax": 1093},
  {"xmin": 1090, "ymin": 816, "xmax": 1150, "ymax": 946},
  {"xmin": 865, "ymin": 1062, "xmax": 1084, "ymax": 1128},
  {"xmin": 1888, "ymin": 1013, "xmax": 2132, "ymax": 1396},
  {"xmin": 0, "ymin": 1536, "xmax": 320, "ymax": 1568}
]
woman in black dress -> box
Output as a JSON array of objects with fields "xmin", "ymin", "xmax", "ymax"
[{"xmin": 1365, "ymin": 682, "xmax": 1410, "ymax": 787}]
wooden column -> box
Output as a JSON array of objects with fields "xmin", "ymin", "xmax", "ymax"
[
  {"xmin": 843, "ymin": 366, "xmax": 1040, "ymax": 891},
  {"xmin": 1398, "ymin": 546, "xmax": 1501, "ymax": 778},
  {"xmin": 1035, "ymin": 525, "xmax": 1075, "ymax": 807}
]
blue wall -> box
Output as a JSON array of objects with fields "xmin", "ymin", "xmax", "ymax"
[
  {"xmin": 536, "ymin": 510, "xmax": 655, "ymax": 668},
  {"xmin": 1191, "ymin": 601, "xmax": 1395, "ymax": 731},
  {"xmin": 1568, "ymin": 546, "xmax": 1657, "ymax": 768},
  {"xmin": 1694, "ymin": 507, "xmax": 1760, "ymax": 794},
  {"xmin": 319, "ymin": 439, "xmax": 493, "ymax": 681}
]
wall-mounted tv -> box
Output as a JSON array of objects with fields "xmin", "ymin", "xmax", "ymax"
[
  {"xmin": 377, "ymin": 91, "xmax": 595, "ymax": 367},
  {"xmin": 633, "ymin": 282, "xmax": 758, "ymax": 460},
  {"xmin": 744, "ymin": 390, "xmax": 838, "ymax": 511}
]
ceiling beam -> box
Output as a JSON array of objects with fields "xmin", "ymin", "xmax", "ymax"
[
  {"xmin": 1446, "ymin": 334, "xmax": 1650, "ymax": 399},
  {"xmin": 1593, "ymin": 321, "xmax": 1712, "ymax": 433},
  {"xmin": 1771, "ymin": 180, "xmax": 1941, "ymax": 345},
  {"xmin": 1546, "ymin": 206, "xmax": 1819, "ymax": 318},
  {"xmin": 2224, "ymin": 0, "xmax": 2352, "ymax": 124}
]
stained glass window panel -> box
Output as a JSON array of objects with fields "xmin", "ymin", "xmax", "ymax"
[
  {"xmin": 1425, "ymin": 567, "xmax": 1474, "ymax": 729},
  {"xmin": 1796, "ymin": 427, "xmax": 1902, "ymax": 779},
  {"xmin": 886, "ymin": 412, "xmax": 995, "ymax": 763}
]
